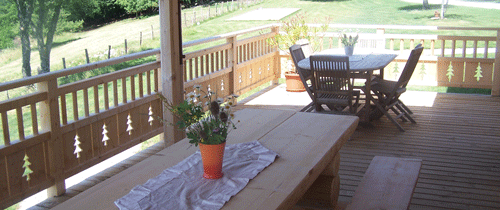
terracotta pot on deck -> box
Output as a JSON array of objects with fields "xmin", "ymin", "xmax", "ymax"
[
  {"xmin": 285, "ymin": 72, "xmax": 306, "ymax": 92},
  {"xmin": 199, "ymin": 142, "xmax": 226, "ymax": 179}
]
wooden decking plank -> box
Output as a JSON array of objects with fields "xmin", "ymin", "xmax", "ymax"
[
  {"xmin": 347, "ymin": 133, "xmax": 500, "ymax": 157},
  {"xmin": 341, "ymin": 144, "xmax": 500, "ymax": 166},
  {"xmin": 331, "ymin": 92, "xmax": 500, "ymax": 210},
  {"xmin": 411, "ymin": 192, "xmax": 500, "ymax": 209},
  {"xmin": 341, "ymin": 147, "xmax": 500, "ymax": 168},
  {"xmin": 416, "ymin": 183, "xmax": 500, "ymax": 200}
]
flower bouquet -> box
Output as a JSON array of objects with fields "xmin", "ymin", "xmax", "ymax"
[
  {"xmin": 160, "ymin": 85, "xmax": 238, "ymax": 179},
  {"xmin": 339, "ymin": 30, "xmax": 359, "ymax": 56}
]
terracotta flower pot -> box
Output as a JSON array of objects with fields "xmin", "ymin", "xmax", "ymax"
[
  {"xmin": 284, "ymin": 72, "xmax": 306, "ymax": 92},
  {"xmin": 199, "ymin": 142, "xmax": 226, "ymax": 179}
]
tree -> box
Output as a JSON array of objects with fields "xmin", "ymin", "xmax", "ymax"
[
  {"xmin": 12, "ymin": 0, "xmax": 34, "ymax": 78},
  {"xmin": 423, "ymin": 0, "xmax": 430, "ymax": 10},
  {"xmin": 0, "ymin": 0, "xmax": 18, "ymax": 49},
  {"xmin": 32, "ymin": 0, "xmax": 63, "ymax": 74},
  {"xmin": 440, "ymin": 0, "xmax": 449, "ymax": 19},
  {"xmin": 12, "ymin": 0, "xmax": 90, "ymax": 76},
  {"xmin": 115, "ymin": 0, "xmax": 157, "ymax": 16}
]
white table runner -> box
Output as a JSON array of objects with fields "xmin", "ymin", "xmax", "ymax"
[{"xmin": 115, "ymin": 141, "xmax": 279, "ymax": 210}]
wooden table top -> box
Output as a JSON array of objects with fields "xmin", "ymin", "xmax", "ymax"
[
  {"xmin": 297, "ymin": 48, "xmax": 397, "ymax": 72},
  {"xmin": 52, "ymin": 108, "xmax": 359, "ymax": 210}
]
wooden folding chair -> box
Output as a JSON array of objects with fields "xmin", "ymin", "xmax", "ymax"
[
  {"xmin": 369, "ymin": 44, "xmax": 423, "ymax": 131},
  {"xmin": 289, "ymin": 44, "xmax": 314, "ymax": 100},
  {"xmin": 309, "ymin": 55, "xmax": 360, "ymax": 114}
]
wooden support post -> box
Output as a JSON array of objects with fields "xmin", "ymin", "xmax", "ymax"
[
  {"xmin": 227, "ymin": 36, "xmax": 238, "ymax": 95},
  {"xmin": 492, "ymin": 29, "xmax": 500, "ymax": 96},
  {"xmin": 62, "ymin": 58, "xmax": 66, "ymax": 69},
  {"xmin": 108, "ymin": 45, "xmax": 111, "ymax": 59},
  {"xmin": 271, "ymin": 26, "xmax": 281, "ymax": 85},
  {"xmin": 38, "ymin": 79, "xmax": 65, "ymax": 197},
  {"xmin": 159, "ymin": 0, "xmax": 184, "ymax": 146}
]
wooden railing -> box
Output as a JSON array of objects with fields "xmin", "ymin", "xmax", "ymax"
[
  {"xmin": 302, "ymin": 24, "xmax": 500, "ymax": 95},
  {"xmin": 0, "ymin": 25, "xmax": 279, "ymax": 208},
  {"xmin": 0, "ymin": 23, "xmax": 498, "ymax": 208}
]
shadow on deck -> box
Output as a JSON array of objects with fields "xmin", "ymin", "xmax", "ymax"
[{"xmin": 237, "ymin": 84, "xmax": 500, "ymax": 210}]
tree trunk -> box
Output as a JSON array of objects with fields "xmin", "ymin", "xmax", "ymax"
[
  {"xmin": 440, "ymin": 0, "xmax": 449, "ymax": 19},
  {"xmin": 14, "ymin": 0, "xmax": 34, "ymax": 78},
  {"xmin": 423, "ymin": 0, "xmax": 430, "ymax": 10},
  {"xmin": 33, "ymin": 0, "xmax": 62, "ymax": 74}
]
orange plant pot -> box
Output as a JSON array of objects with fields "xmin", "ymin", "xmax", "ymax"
[
  {"xmin": 199, "ymin": 142, "xmax": 226, "ymax": 179},
  {"xmin": 284, "ymin": 72, "xmax": 306, "ymax": 92}
]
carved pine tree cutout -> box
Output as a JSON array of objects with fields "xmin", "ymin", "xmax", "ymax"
[
  {"xmin": 102, "ymin": 123, "xmax": 110, "ymax": 146},
  {"xmin": 22, "ymin": 153, "xmax": 33, "ymax": 181},
  {"xmin": 446, "ymin": 62, "xmax": 454, "ymax": 82},
  {"xmin": 74, "ymin": 133, "xmax": 82, "ymax": 158},
  {"xmin": 126, "ymin": 114, "xmax": 133, "ymax": 135},
  {"xmin": 474, "ymin": 62, "xmax": 483, "ymax": 82},
  {"xmin": 419, "ymin": 63, "xmax": 426, "ymax": 80},
  {"xmin": 148, "ymin": 106, "xmax": 154, "ymax": 126},
  {"xmin": 393, "ymin": 62, "xmax": 400, "ymax": 80}
]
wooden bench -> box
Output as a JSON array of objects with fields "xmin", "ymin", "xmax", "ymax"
[{"xmin": 346, "ymin": 156, "xmax": 422, "ymax": 210}]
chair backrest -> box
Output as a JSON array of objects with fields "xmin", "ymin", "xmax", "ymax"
[
  {"xmin": 296, "ymin": 39, "xmax": 313, "ymax": 58},
  {"xmin": 289, "ymin": 44, "xmax": 305, "ymax": 67},
  {"xmin": 393, "ymin": 44, "xmax": 423, "ymax": 92},
  {"xmin": 309, "ymin": 55, "xmax": 351, "ymax": 93}
]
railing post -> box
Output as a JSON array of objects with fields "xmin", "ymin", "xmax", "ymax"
[
  {"xmin": 159, "ymin": 0, "xmax": 184, "ymax": 145},
  {"xmin": 271, "ymin": 26, "xmax": 281, "ymax": 85},
  {"xmin": 376, "ymin": 28, "xmax": 385, "ymax": 49},
  {"xmin": 492, "ymin": 29, "xmax": 500, "ymax": 96},
  {"xmin": 38, "ymin": 79, "xmax": 66, "ymax": 197},
  {"xmin": 227, "ymin": 35, "xmax": 238, "ymax": 95}
]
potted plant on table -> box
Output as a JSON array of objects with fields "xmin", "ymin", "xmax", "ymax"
[
  {"xmin": 268, "ymin": 13, "xmax": 329, "ymax": 92},
  {"xmin": 160, "ymin": 85, "xmax": 237, "ymax": 179},
  {"xmin": 339, "ymin": 30, "xmax": 359, "ymax": 56}
]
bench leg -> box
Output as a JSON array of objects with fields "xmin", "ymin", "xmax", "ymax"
[{"xmin": 329, "ymin": 153, "xmax": 341, "ymax": 210}]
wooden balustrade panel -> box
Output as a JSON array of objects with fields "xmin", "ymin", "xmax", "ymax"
[
  {"xmin": 437, "ymin": 57, "xmax": 494, "ymax": 88},
  {"xmin": 234, "ymin": 54, "xmax": 276, "ymax": 95},
  {"xmin": 0, "ymin": 136, "xmax": 52, "ymax": 206},
  {"xmin": 185, "ymin": 46, "xmax": 230, "ymax": 82},
  {"xmin": 60, "ymin": 97, "xmax": 162, "ymax": 178}
]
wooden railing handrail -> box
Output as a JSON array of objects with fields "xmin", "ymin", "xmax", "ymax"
[
  {"xmin": 0, "ymin": 48, "xmax": 161, "ymax": 92},
  {"xmin": 308, "ymin": 23, "xmax": 500, "ymax": 31},
  {"xmin": 182, "ymin": 24, "xmax": 277, "ymax": 48}
]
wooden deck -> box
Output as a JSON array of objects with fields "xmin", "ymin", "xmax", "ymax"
[
  {"xmin": 237, "ymin": 85, "xmax": 500, "ymax": 210},
  {"xmin": 29, "ymin": 84, "xmax": 500, "ymax": 210}
]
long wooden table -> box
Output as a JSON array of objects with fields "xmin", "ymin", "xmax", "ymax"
[
  {"xmin": 298, "ymin": 49, "xmax": 397, "ymax": 122},
  {"xmin": 52, "ymin": 108, "xmax": 359, "ymax": 210}
]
